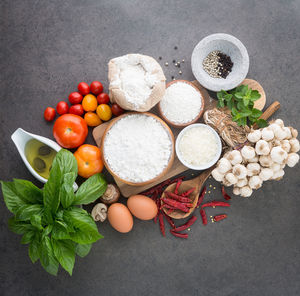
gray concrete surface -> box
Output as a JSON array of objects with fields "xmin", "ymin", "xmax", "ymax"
[{"xmin": 0, "ymin": 0, "xmax": 299, "ymax": 295}]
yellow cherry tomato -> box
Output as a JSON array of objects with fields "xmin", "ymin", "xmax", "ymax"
[
  {"xmin": 84, "ymin": 112, "xmax": 102, "ymax": 127},
  {"xmin": 96, "ymin": 104, "xmax": 112, "ymax": 121},
  {"xmin": 82, "ymin": 94, "xmax": 98, "ymax": 111}
]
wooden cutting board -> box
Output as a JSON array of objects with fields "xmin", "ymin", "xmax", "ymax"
[{"xmin": 92, "ymin": 79, "xmax": 266, "ymax": 197}]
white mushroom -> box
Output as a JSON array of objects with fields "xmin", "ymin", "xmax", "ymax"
[
  {"xmin": 226, "ymin": 150, "xmax": 243, "ymax": 165},
  {"xmin": 259, "ymin": 155, "xmax": 273, "ymax": 167},
  {"xmin": 261, "ymin": 128, "xmax": 274, "ymax": 141},
  {"xmin": 233, "ymin": 187, "xmax": 241, "ymax": 196},
  {"xmin": 270, "ymin": 146, "xmax": 288, "ymax": 164},
  {"xmin": 289, "ymin": 138, "xmax": 300, "ymax": 153},
  {"xmin": 217, "ymin": 158, "xmax": 232, "ymax": 174},
  {"xmin": 211, "ymin": 168, "xmax": 224, "ymax": 182},
  {"xmin": 272, "ymin": 169, "xmax": 285, "ymax": 180},
  {"xmin": 281, "ymin": 140, "xmax": 291, "ymax": 153},
  {"xmin": 248, "ymin": 176, "xmax": 263, "ymax": 189},
  {"xmin": 247, "ymin": 163, "xmax": 261, "ymax": 176},
  {"xmin": 255, "ymin": 140, "xmax": 270, "ymax": 155},
  {"xmin": 259, "ymin": 168, "xmax": 273, "ymax": 181},
  {"xmin": 100, "ymin": 184, "xmax": 120, "ymax": 204},
  {"xmin": 236, "ymin": 178, "xmax": 248, "ymax": 187},
  {"xmin": 241, "ymin": 145, "xmax": 256, "ymax": 160},
  {"xmin": 232, "ymin": 164, "xmax": 248, "ymax": 179},
  {"xmin": 286, "ymin": 153, "xmax": 299, "ymax": 167},
  {"xmin": 240, "ymin": 186, "xmax": 253, "ymax": 197},
  {"xmin": 91, "ymin": 203, "xmax": 108, "ymax": 222},
  {"xmin": 225, "ymin": 172, "xmax": 238, "ymax": 185},
  {"xmin": 247, "ymin": 129, "xmax": 261, "ymax": 143}
]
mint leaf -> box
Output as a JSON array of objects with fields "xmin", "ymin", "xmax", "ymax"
[
  {"xmin": 16, "ymin": 204, "xmax": 43, "ymax": 221},
  {"xmin": 52, "ymin": 239, "xmax": 75, "ymax": 276},
  {"xmin": 243, "ymin": 97, "xmax": 249, "ymax": 107},
  {"xmin": 29, "ymin": 238, "xmax": 40, "ymax": 263},
  {"xmin": 30, "ymin": 214, "xmax": 43, "ymax": 230},
  {"xmin": 256, "ymin": 119, "xmax": 269, "ymax": 128},
  {"xmin": 250, "ymin": 90, "xmax": 261, "ymax": 100},
  {"xmin": 74, "ymin": 174, "xmax": 107, "ymax": 205},
  {"xmin": 14, "ymin": 179, "xmax": 43, "ymax": 204},
  {"xmin": 60, "ymin": 173, "xmax": 76, "ymax": 208},
  {"xmin": 8, "ymin": 217, "xmax": 34, "ymax": 234},
  {"xmin": 39, "ymin": 236, "xmax": 59, "ymax": 276},
  {"xmin": 217, "ymin": 99, "xmax": 224, "ymax": 108},
  {"xmin": 75, "ymin": 243, "xmax": 92, "ymax": 258},
  {"xmin": 251, "ymin": 108, "xmax": 263, "ymax": 118}
]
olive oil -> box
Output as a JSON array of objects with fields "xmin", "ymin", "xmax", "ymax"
[{"xmin": 25, "ymin": 139, "xmax": 57, "ymax": 179}]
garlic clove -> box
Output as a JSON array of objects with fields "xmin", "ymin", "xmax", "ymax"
[
  {"xmin": 247, "ymin": 129, "xmax": 261, "ymax": 143},
  {"xmin": 255, "ymin": 140, "xmax": 270, "ymax": 155},
  {"xmin": 248, "ymin": 175, "xmax": 263, "ymax": 189},
  {"xmin": 270, "ymin": 146, "xmax": 288, "ymax": 164},
  {"xmin": 286, "ymin": 153, "xmax": 300, "ymax": 167},
  {"xmin": 259, "ymin": 168, "xmax": 273, "ymax": 181},
  {"xmin": 225, "ymin": 172, "xmax": 238, "ymax": 185},
  {"xmin": 274, "ymin": 119, "xmax": 284, "ymax": 127},
  {"xmin": 212, "ymin": 168, "xmax": 224, "ymax": 182},
  {"xmin": 281, "ymin": 139, "xmax": 291, "ymax": 153},
  {"xmin": 232, "ymin": 164, "xmax": 247, "ymax": 179},
  {"xmin": 261, "ymin": 128, "xmax": 274, "ymax": 141},
  {"xmin": 217, "ymin": 158, "xmax": 232, "ymax": 174},
  {"xmin": 227, "ymin": 150, "xmax": 243, "ymax": 165},
  {"xmin": 247, "ymin": 162, "xmax": 261, "ymax": 176},
  {"xmin": 259, "ymin": 155, "xmax": 273, "ymax": 167},
  {"xmin": 289, "ymin": 138, "xmax": 300, "ymax": 153},
  {"xmin": 241, "ymin": 145, "xmax": 256, "ymax": 160},
  {"xmin": 233, "ymin": 187, "xmax": 241, "ymax": 195},
  {"xmin": 240, "ymin": 186, "xmax": 253, "ymax": 197},
  {"xmin": 236, "ymin": 178, "xmax": 248, "ymax": 187}
]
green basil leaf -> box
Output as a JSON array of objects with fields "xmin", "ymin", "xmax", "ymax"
[
  {"xmin": 52, "ymin": 221, "xmax": 71, "ymax": 240},
  {"xmin": 30, "ymin": 214, "xmax": 43, "ymax": 230},
  {"xmin": 42, "ymin": 208, "xmax": 53, "ymax": 225},
  {"xmin": 29, "ymin": 238, "xmax": 40, "ymax": 263},
  {"xmin": 64, "ymin": 207, "xmax": 103, "ymax": 244},
  {"xmin": 52, "ymin": 149, "xmax": 78, "ymax": 177},
  {"xmin": 42, "ymin": 225, "xmax": 53, "ymax": 239},
  {"xmin": 21, "ymin": 230, "xmax": 36, "ymax": 244},
  {"xmin": 251, "ymin": 108, "xmax": 263, "ymax": 118},
  {"xmin": 8, "ymin": 217, "xmax": 34, "ymax": 234},
  {"xmin": 250, "ymin": 90, "xmax": 261, "ymax": 100},
  {"xmin": 60, "ymin": 173, "xmax": 76, "ymax": 208},
  {"xmin": 256, "ymin": 119, "xmax": 269, "ymax": 128},
  {"xmin": 74, "ymin": 174, "xmax": 107, "ymax": 205},
  {"xmin": 13, "ymin": 179, "xmax": 43, "ymax": 204},
  {"xmin": 52, "ymin": 239, "xmax": 75, "ymax": 276},
  {"xmin": 1, "ymin": 181, "xmax": 28, "ymax": 214},
  {"xmin": 75, "ymin": 243, "xmax": 92, "ymax": 258},
  {"xmin": 16, "ymin": 204, "xmax": 43, "ymax": 221},
  {"xmin": 39, "ymin": 236, "xmax": 59, "ymax": 276}
]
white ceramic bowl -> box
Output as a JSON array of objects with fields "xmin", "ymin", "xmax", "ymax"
[
  {"xmin": 191, "ymin": 33, "xmax": 249, "ymax": 92},
  {"xmin": 175, "ymin": 123, "xmax": 222, "ymax": 170}
]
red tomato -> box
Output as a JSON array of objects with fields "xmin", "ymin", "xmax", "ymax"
[
  {"xmin": 69, "ymin": 92, "xmax": 83, "ymax": 104},
  {"xmin": 111, "ymin": 103, "xmax": 125, "ymax": 116},
  {"xmin": 44, "ymin": 107, "xmax": 56, "ymax": 122},
  {"xmin": 90, "ymin": 81, "xmax": 103, "ymax": 95},
  {"xmin": 69, "ymin": 104, "xmax": 84, "ymax": 116},
  {"xmin": 97, "ymin": 93, "xmax": 110, "ymax": 104},
  {"xmin": 78, "ymin": 82, "xmax": 90, "ymax": 96},
  {"xmin": 56, "ymin": 101, "xmax": 69, "ymax": 115},
  {"xmin": 53, "ymin": 114, "xmax": 88, "ymax": 148}
]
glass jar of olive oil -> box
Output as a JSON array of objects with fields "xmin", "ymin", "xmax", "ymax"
[{"xmin": 25, "ymin": 139, "xmax": 57, "ymax": 179}]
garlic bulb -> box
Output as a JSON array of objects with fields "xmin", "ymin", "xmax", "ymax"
[
  {"xmin": 270, "ymin": 146, "xmax": 288, "ymax": 164},
  {"xmin": 274, "ymin": 119, "xmax": 284, "ymax": 127},
  {"xmin": 281, "ymin": 139, "xmax": 291, "ymax": 153},
  {"xmin": 255, "ymin": 140, "xmax": 270, "ymax": 155},
  {"xmin": 283, "ymin": 127, "xmax": 292, "ymax": 139},
  {"xmin": 259, "ymin": 155, "xmax": 273, "ymax": 167},
  {"xmin": 289, "ymin": 138, "xmax": 300, "ymax": 153},
  {"xmin": 247, "ymin": 129, "xmax": 261, "ymax": 143},
  {"xmin": 248, "ymin": 176, "xmax": 263, "ymax": 189},
  {"xmin": 233, "ymin": 187, "xmax": 240, "ymax": 195},
  {"xmin": 289, "ymin": 127, "xmax": 298, "ymax": 138},
  {"xmin": 247, "ymin": 163, "xmax": 261, "ymax": 176},
  {"xmin": 270, "ymin": 162, "xmax": 281, "ymax": 172},
  {"xmin": 225, "ymin": 173, "xmax": 238, "ymax": 185},
  {"xmin": 240, "ymin": 186, "xmax": 253, "ymax": 197},
  {"xmin": 241, "ymin": 145, "xmax": 256, "ymax": 160},
  {"xmin": 226, "ymin": 150, "xmax": 243, "ymax": 165},
  {"xmin": 248, "ymin": 156, "xmax": 259, "ymax": 163},
  {"xmin": 236, "ymin": 178, "xmax": 248, "ymax": 187},
  {"xmin": 232, "ymin": 164, "xmax": 247, "ymax": 179},
  {"xmin": 217, "ymin": 158, "xmax": 232, "ymax": 174},
  {"xmin": 286, "ymin": 153, "xmax": 299, "ymax": 167},
  {"xmin": 261, "ymin": 128, "xmax": 274, "ymax": 141},
  {"xmin": 274, "ymin": 128, "xmax": 288, "ymax": 141},
  {"xmin": 259, "ymin": 168, "xmax": 273, "ymax": 181},
  {"xmin": 211, "ymin": 168, "xmax": 224, "ymax": 182},
  {"xmin": 272, "ymin": 169, "xmax": 285, "ymax": 180},
  {"xmin": 269, "ymin": 123, "xmax": 281, "ymax": 133}
]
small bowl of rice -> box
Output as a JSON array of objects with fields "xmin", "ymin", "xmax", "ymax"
[{"xmin": 175, "ymin": 123, "xmax": 222, "ymax": 170}]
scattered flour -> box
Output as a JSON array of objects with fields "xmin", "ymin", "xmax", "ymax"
[
  {"xmin": 160, "ymin": 82, "xmax": 202, "ymax": 124},
  {"xmin": 103, "ymin": 114, "xmax": 173, "ymax": 183}
]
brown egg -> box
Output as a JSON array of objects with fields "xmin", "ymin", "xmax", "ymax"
[
  {"xmin": 127, "ymin": 195, "xmax": 158, "ymax": 220},
  {"xmin": 107, "ymin": 203, "xmax": 133, "ymax": 233}
]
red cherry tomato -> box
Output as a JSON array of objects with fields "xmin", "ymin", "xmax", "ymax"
[
  {"xmin": 69, "ymin": 104, "xmax": 84, "ymax": 116},
  {"xmin": 97, "ymin": 93, "xmax": 110, "ymax": 104},
  {"xmin": 44, "ymin": 107, "xmax": 56, "ymax": 122},
  {"xmin": 111, "ymin": 103, "xmax": 125, "ymax": 116},
  {"xmin": 56, "ymin": 101, "xmax": 69, "ymax": 115},
  {"xmin": 90, "ymin": 81, "xmax": 103, "ymax": 95},
  {"xmin": 78, "ymin": 82, "xmax": 90, "ymax": 96},
  {"xmin": 69, "ymin": 92, "xmax": 83, "ymax": 104}
]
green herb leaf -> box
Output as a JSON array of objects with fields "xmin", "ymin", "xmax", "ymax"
[
  {"xmin": 39, "ymin": 236, "xmax": 59, "ymax": 276},
  {"xmin": 52, "ymin": 239, "xmax": 75, "ymax": 276},
  {"xmin": 14, "ymin": 179, "xmax": 43, "ymax": 204},
  {"xmin": 217, "ymin": 100, "xmax": 224, "ymax": 108},
  {"xmin": 53, "ymin": 149, "xmax": 78, "ymax": 177},
  {"xmin": 251, "ymin": 108, "xmax": 263, "ymax": 118},
  {"xmin": 21, "ymin": 230, "xmax": 36, "ymax": 244},
  {"xmin": 42, "ymin": 225, "xmax": 53, "ymax": 239},
  {"xmin": 74, "ymin": 174, "xmax": 107, "ymax": 205},
  {"xmin": 52, "ymin": 221, "xmax": 71, "ymax": 240},
  {"xmin": 60, "ymin": 173, "xmax": 76, "ymax": 208},
  {"xmin": 29, "ymin": 238, "xmax": 40, "ymax": 263},
  {"xmin": 8, "ymin": 217, "xmax": 34, "ymax": 234},
  {"xmin": 64, "ymin": 207, "xmax": 103, "ymax": 244},
  {"xmin": 250, "ymin": 90, "xmax": 261, "ymax": 101},
  {"xmin": 16, "ymin": 204, "xmax": 43, "ymax": 221},
  {"xmin": 30, "ymin": 214, "xmax": 43, "ymax": 230},
  {"xmin": 1, "ymin": 181, "xmax": 28, "ymax": 214},
  {"xmin": 75, "ymin": 243, "xmax": 92, "ymax": 258},
  {"xmin": 256, "ymin": 119, "xmax": 269, "ymax": 128},
  {"xmin": 243, "ymin": 97, "xmax": 250, "ymax": 107},
  {"xmin": 42, "ymin": 208, "xmax": 53, "ymax": 225}
]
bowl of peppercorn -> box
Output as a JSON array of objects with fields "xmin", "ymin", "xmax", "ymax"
[{"xmin": 191, "ymin": 33, "xmax": 249, "ymax": 92}]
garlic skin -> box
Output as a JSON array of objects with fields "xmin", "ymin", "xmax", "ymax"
[
  {"xmin": 241, "ymin": 145, "xmax": 256, "ymax": 160},
  {"xmin": 225, "ymin": 173, "xmax": 238, "ymax": 185},
  {"xmin": 281, "ymin": 139, "xmax": 291, "ymax": 153},
  {"xmin": 259, "ymin": 168, "xmax": 273, "ymax": 181},
  {"xmin": 286, "ymin": 153, "xmax": 299, "ymax": 167},
  {"xmin": 261, "ymin": 128, "xmax": 274, "ymax": 141},
  {"xmin": 212, "ymin": 168, "xmax": 224, "ymax": 182},
  {"xmin": 272, "ymin": 169, "xmax": 285, "ymax": 180},
  {"xmin": 289, "ymin": 138, "xmax": 300, "ymax": 153},
  {"xmin": 248, "ymin": 176, "xmax": 263, "ymax": 189},
  {"xmin": 259, "ymin": 155, "xmax": 273, "ymax": 167},
  {"xmin": 227, "ymin": 150, "xmax": 243, "ymax": 165},
  {"xmin": 217, "ymin": 158, "xmax": 232, "ymax": 174},
  {"xmin": 248, "ymin": 156, "xmax": 259, "ymax": 163},
  {"xmin": 240, "ymin": 186, "xmax": 253, "ymax": 197},
  {"xmin": 255, "ymin": 140, "xmax": 270, "ymax": 155},
  {"xmin": 274, "ymin": 119, "xmax": 284, "ymax": 127},
  {"xmin": 274, "ymin": 128, "xmax": 288, "ymax": 141},
  {"xmin": 270, "ymin": 146, "xmax": 288, "ymax": 164},
  {"xmin": 236, "ymin": 178, "xmax": 248, "ymax": 187},
  {"xmin": 247, "ymin": 163, "xmax": 261, "ymax": 176},
  {"xmin": 247, "ymin": 129, "xmax": 261, "ymax": 143},
  {"xmin": 233, "ymin": 187, "xmax": 241, "ymax": 195},
  {"xmin": 232, "ymin": 164, "xmax": 247, "ymax": 179}
]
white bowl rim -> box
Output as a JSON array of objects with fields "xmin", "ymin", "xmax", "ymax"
[{"xmin": 175, "ymin": 123, "xmax": 222, "ymax": 170}]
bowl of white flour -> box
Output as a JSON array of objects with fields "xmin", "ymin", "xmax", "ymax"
[{"xmin": 102, "ymin": 112, "xmax": 175, "ymax": 186}]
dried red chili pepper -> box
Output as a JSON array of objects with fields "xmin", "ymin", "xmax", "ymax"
[
  {"xmin": 201, "ymin": 201, "xmax": 230, "ymax": 208},
  {"xmin": 161, "ymin": 198, "xmax": 189, "ymax": 212},
  {"xmin": 196, "ymin": 186, "xmax": 206, "ymax": 207},
  {"xmin": 158, "ymin": 212, "xmax": 165, "ymax": 236},
  {"xmin": 213, "ymin": 214, "xmax": 227, "ymax": 222},
  {"xmin": 173, "ymin": 215, "xmax": 197, "ymax": 232},
  {"xmin": 165, "ymin": 191, "xmax": 191, "ymax": 203},
  {"xmin": 174, "ymin": 179, "xmax": 182, "ymax": 194},
  {"xmin": 170, "ymin": 229, "xmax": 188, "ymax": 239},
  {"xmin": 221, "ymin": 186, "xmax": 231, "ymax": 200},
  {"xmin": 181, "ymin": 187, "xmax": 196, "ymax": 197},
  {"xmin": 163, "ymin": 212, "xmax": 175, "ymax": 229},
  {"xmin": 200, "ymin": 208, "xmax": 207, "ymax": 225}
]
